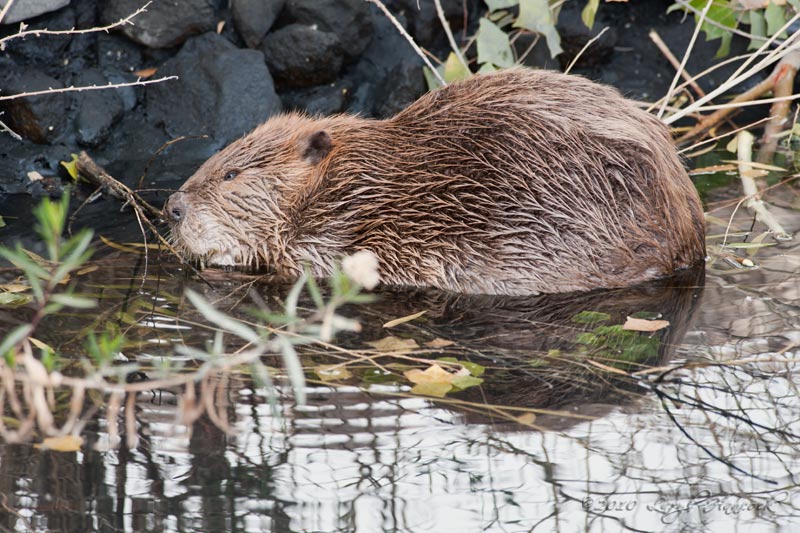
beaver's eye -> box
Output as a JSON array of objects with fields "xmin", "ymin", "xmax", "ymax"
[{"xmin": 223, "ymin": 170, "xmax": 238, "ymax": 182}]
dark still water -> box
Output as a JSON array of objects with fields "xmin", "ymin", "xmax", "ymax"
[{"xmin": 1, "ymin": 185, "xmax": 799, "ymax": 532}]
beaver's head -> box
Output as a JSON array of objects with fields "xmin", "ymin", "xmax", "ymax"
[{"xmin": 164, "ymin": 113, "xmax": 334, "ymax": 269}]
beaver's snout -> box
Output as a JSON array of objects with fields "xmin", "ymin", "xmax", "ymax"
[{"xmin": 165, "ymin": 193, "xmax": 188, "ymax": 223}]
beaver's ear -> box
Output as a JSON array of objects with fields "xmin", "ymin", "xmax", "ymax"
[{"xmin": 300, "ymin": 130, "xmax": 331, "ymax": 164}]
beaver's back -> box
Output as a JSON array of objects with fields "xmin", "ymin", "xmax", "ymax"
[{"xmin": 304, "ymin": 68, "xmax": 705, "ymax": 294}]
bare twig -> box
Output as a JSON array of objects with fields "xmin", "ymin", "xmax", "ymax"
[
  {"xmin": 658, "ymin": 0, "xmax": 713, "ymax": 119},
  {"xmin": 433, "ymin": 0, "xmax": 469, "ymax": 72},
  {"xmin": 735, "ymin": 130, "xmax": 791, "ymax": 239},
  {"xmin": 0, "ymin": 1, "xmax": 152, "ymax": 51},
  {"xmin": 664, "ymin": 12, "xmax": 800, "ymax": 126},
  {"xmin": 0, "ymin": 76, "xmax": 177, "ymax": 102},
  {"xmin": 366, "ymin": 0, "xmax": 447, "ymax": 86},
  {"xmin": 564, "ymin": 27, "xmax": 610, "ymax": 75},
  {"xmin": 649, "ymin": 29, "xmax": 705, "ymax": 97},
  {"xmin": 757, "ymin": 53, "xmax": 800, "ymax": 163},
  {"xmin": 0, "ymin": 0, "xmax": 14, "ymax": 25}
]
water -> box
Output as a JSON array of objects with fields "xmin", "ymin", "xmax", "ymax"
[{"xmin": 0, "ymin": 182, "xmax": 799, "ymax": 532}]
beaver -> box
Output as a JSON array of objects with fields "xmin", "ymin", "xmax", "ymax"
[{"xmin": 164, "ymin": 68, "xmax": 705, "ymax": 295}]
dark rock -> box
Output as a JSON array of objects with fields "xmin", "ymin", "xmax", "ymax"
[
  {"xmin": 0, "ymin": 133, "xmax": 69, "ymax": 196},
  {"xmin": 344, "ymin": 7, "xmax": 425, "ymax": 117},
  {"xmin": 72, "ymin": 69, "xmax": 125, "ymax": 147},
  {"xmin": 232, "ymin": 0, "xmax": 284, "ymax": 48},
  {"xmin": 146, "ymin": 32, "xmax": 281, "ymax": 151},
  {"xmin": 374, "ymin": 60, "xmax": 425, "ymax": 118},
  {"xmin": 384, "ymin": 0, "xmax": 468, "ymax": 50},
  {"xmin": 281, "ymin": 80, "xmax": 354, "ymax": 116},
  {"xmin": 6, "ymin": 6, "xmax": 75, "ymax": 64},
  {"xmin": 556, "ymin": 1, "xmax": 618, "ymax": 70},
  {"xmin": 101, "ymin": 0, "xmax": 215, "ymax": 49},
  {"xmin": 261, "ymin": 24, "xmax": 343, "ymax": 89},
  {"xmin": 97, "ymin": 33, "xmax": 143, "ymax": 73},
  {"xmin": 0, "ymin": 0, "xmax": 70, "ymax": 25},
  {"xmin": 283, "ymin": 0, "xmax": 372, "ymax": 60},
  {"xmin": 0, "ymin": 68, "xmax": 66, "ymax": 144}
]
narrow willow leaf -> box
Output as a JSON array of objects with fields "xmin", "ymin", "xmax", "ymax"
[
  {"xmin": 279, "ymin": 336, "xmax": 307, "ymax": 405},
  {"xmin": 185, "ymin": 289, "xmax": 262, "ymax": 344},
  {"xmin": 0, "ymin": 324, "xmax": 33, "ymax": 358},
  {"xmin": 285, "ymin": 272, "xmax": 307, "ymax": 318},
  {"xmin": 50, "ymin": 293, "xmax": 98, "ymax": 309}
]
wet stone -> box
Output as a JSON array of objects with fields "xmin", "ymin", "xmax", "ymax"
[
  {"xmin": 0, "ymin": 0, "xmax": 70, "ymax": 25},
  {"xmin": 146, "ymin": 32, "xmax": 281, "ymax": 150},
  {"xmin": 0, "ymin": 68, "xmax": 66, "ymax": 144},
  {"xmin": 72, "ymin": 69, "xmax": 125, "ymax": 147},
  {"xmin": 261, "ymin": 24, "xmax": 343, "ymax": 89},
  {"xmin": 232, "ymin": 0, "xmax": 285, "ymax": 48},
  {"xmin": 96, "ymin": 33, "xmax": 143, "ymax": 73},
  {"xmin": 283, "ymin": 0, "xmax": 373, "ymax": 60},
  {"xmin": 280, "ymin": 79, "xmax": 354, "ymax": 116},
  {"xmin": 101, "ymin": 0, "xmax": 215, "ymax": 49}
]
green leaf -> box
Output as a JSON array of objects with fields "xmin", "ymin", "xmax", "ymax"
[
  {"xmin": 765, "ymin": 1, "xmax": 788, "ymax": 38},
  {"xmin": 51, "ymin": 230, "xmax": 93, "ymax": 286},
  {"xmin": 0, "ymin": 292, "xmax": 33, "ymax": 307},
  {"xmin": 748, "ymin": 9, "xmax": 766, "ymax": 50},
  {"xmin": 304, "ymin": 269, "xmax": 324, "ymax": 310},
  {"xmin": 50, "ymin": 293, "xmax": 98, "ymax": 309},
  {"xmin": 477, "ymin": 17, "xmax": 515, "ymax": 68},
  {"xmin": 486, "ymin": 0, "xmax": 518, "ymax": 11},
  {"xmin": 515, "ymin": 0, "xmax": 563, "ymax": 58},
  {"xmin": 443, "ymin": 52, "xmax": 472, "ymax": 83},
  {"xmin": 285, "ymin": 271, "xmax": 307, "ymax": 317},
  {"xmin": 0, "ymin": 324, "xmax": 33, "ymax": 360},
  {"xmin": 278, "ymin": 336, "xmax": 307, "ymax": 405},
  {"xmin": 581, "ymin": 0, "xmax": 600, "ymax": 29},
  {"xmin": 60, "ymin": 154, "xmax": 80, "ymax": 181},
  {"xmin": 0, "ymin": 215, "xmax": 5, "ymax": 228},
  {"xmin": 572, "ymin": 311, "xmax": 612, "ymax": 324},
  {"xmin": 451, "ymin": 375, "xmax": 484, "ymax": 390},
  {"xmin": 185, "ymin": 289, "xmax": 262, "ymax": 345},
  {"xmin": 423, "ymin": 65, "xmax": 447, "ymax": 91}
]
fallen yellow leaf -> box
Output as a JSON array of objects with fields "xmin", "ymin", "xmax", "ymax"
[
  {"xmin": 425, "ymin": 338, "xmax": 455, "ymax": 348},
  {"xmin": 383, "ymin": 310, "xmax": 427, "ymax": 328},
  {"xmin": 35, "ymin": 435, "xmax": 84, "ymax": 452},
  {"xmin": 315, "ymin": 365, "xmax": 352, "ymax": 382},
  {"xmin": 622, "ymin": 317, "xmax": 669, "ymax": 332},
  {"xmin": 367, "ymin": 336, "xmax": 419, "ymax": 353},
  {"xmin": 404, "ymin": 364, "xmax": 454, "ymax": 385}
]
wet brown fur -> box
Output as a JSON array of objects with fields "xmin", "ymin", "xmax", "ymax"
[{"xmin": 166, "ymin": 68, "xmax": 705, "ymax": 295}]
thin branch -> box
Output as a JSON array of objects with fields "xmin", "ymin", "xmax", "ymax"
[
  {"xmin": 0, "ymin": 115, "xmax": 22, "ymax": 141},
  {"xmin": 433, "ymin": 0, "xmax": 469, "ymax": 72},
  {"xmin": 0, "ymin": 0, "xmax": 15, "ymax": 25},
  {"xmin": 0, "ymin": 1, "xmax": 152, "ymax": 51},
  {"xmin": 564, "ymin": 27, "xmax": 609, "ymax": 75},
  {"xmin": 658, "ymin": 0, "xmax": 713, "ymax": 119},
  {"xmin": 664, "ymin": 12, "xmax": 800, "ymax": 125},
  {"xmin": 366, "ymin": 0, "xmax": 447, "ymax": 86},
  {"xmin": 649, "ymin": 29, "xmax": 705, "ymax": 97},
  {"xmin": 0, "ymin": 76, "xmax": 177, "ymax": 102}
]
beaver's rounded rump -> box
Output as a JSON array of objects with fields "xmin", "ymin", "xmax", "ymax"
[{"xmin": 165, "ymin": 68, "xmax": 705, "ymax": 295}]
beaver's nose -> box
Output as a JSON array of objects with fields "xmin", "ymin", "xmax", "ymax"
[{"xmin": 165, "ymin": 193, "xmax": 187, "ymax": 222}]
